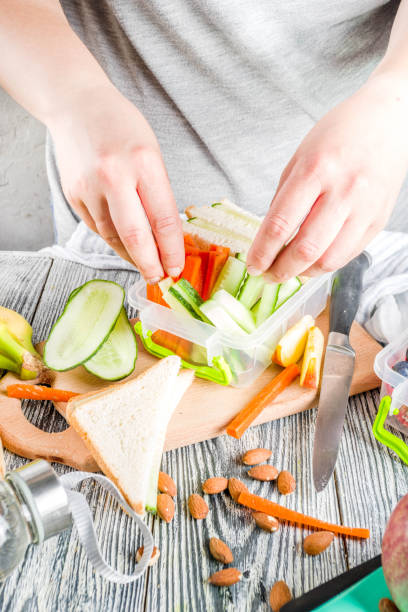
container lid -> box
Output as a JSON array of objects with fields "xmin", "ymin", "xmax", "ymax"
[{"xmin": 6, "ymin": 459, "xmax": 73, "ymax": 543}]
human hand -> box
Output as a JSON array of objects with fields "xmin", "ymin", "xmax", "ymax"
[
  {"xmin": 247, "ymin": 75, "xmax": 408, "ymax": 281},
  {"xmin": 49, "ymin": 84, "xmax": 184, "ymax": 282}
]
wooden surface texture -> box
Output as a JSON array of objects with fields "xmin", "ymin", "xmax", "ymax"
[{"xmin": 0, "ymin": 252, "xmax": 406, "ymax": 612}]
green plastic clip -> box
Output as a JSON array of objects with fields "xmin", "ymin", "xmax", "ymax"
[
  {"xmin": 133, "ymin": 321, "xmax": 233, "ymax": 386},
  {"xmin": 372, "ymin": 396, "xmax": 408, "ymax": 465}
]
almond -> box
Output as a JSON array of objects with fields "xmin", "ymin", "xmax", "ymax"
[
  {"xmin": 269, "ymin": 580, "xmax": 292, "ymax": 611},
  {"xmin": 209, "ymin": 537, "xmax": 234, "ymax": 564},
  {"xmin": 157, "ymin": 493, "xmax": 175, "ymax": 523},
  {"xmin": 158, "ymin": 471, "xmax": 177, "ymax": 497},
  {"xmin": 228, "ymin": 477, "xmax": 249, "ymax": 502},
  {"xmin": 208, "ymin": 568, "xmax": 242, "ymax": 587},
  {"xmin": 379, "ymin": 598, "xmax": 399, "ymax": 612},
  {"xmin": 188, "ymin": 493, "xmax": 209, "ymax": 519},
  {"xmin": 253, "ymin": 511, "xmax": 279, "ymax": 533},
  {"xmin": 202, "ymin": 477, "xmax": 228, "ymax": 494},
  {"xmin": 303, "ymin": 531, "xmax": 334, "ymax": 556},
  {"xmin": 248, "ymin": 465, "xmax": 278, "ymax": 481},
  {"xmin": 136, "ymin": 545, "xmax": 160, "ymax": 566},
  {"xmin": 277, "ymin": 470, "xmax": 296, "ymax": 495},
  {"xmin": 242, "ymin": 448, "xmax": 272, "ymax": 465}
]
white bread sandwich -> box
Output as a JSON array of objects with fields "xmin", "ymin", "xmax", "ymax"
[
  {"xmin": 67, "ymin": 356, "xmax": 194, "ymax": 515},
  {"xmin": 183, "ymin": 199, "xmax": 264, "ymax": 254}
]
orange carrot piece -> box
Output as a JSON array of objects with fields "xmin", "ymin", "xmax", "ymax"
[
  {"xmin": 181, "ymin": 255, "xmax": 202, "ymax": 293},
  {"xmin": 185, "ymin": 245, "xmax": 201, "ymax": 256},
  {"xmin": 210, "ymin": 244, "xmax": 230, "ymax": 259},
  {"xmin": 226, "ymin": 364, "xmax": 300, "ymax": 439},
  {"xmin": 184, "ymin": 233, "xmax": 197, "ymax": 247},
  {"xmin": 146, "ymin": 283, "xmax": 157, "ymax": 302},
  {"xmin": 151, "ymin": 330, "xmax": 180, "ymax": 353},
  {"xmin": 202, "ymin": 252, "xmax": 227, "ymax": 300},
  {"xmin": 237, "ymin": 491, "xmax": 370, "ymax": 539},
  {"xmin": 7, "ymin": 384, "xmax": 79, "ymax": 402}
]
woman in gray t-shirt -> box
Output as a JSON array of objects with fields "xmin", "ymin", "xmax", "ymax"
[{"xmin": 1, "ymin": 1, "xmax": 407, "ymax": 282}]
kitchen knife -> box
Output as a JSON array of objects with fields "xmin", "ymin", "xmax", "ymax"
[{"xmin": 312, "ymin": 251, "xmax": 371, "ymax": 492}]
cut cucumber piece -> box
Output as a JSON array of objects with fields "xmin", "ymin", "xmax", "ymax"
[
  {"xmin": 274, "ymin": 277, "xmax": 302, "ymax": 310},
  {"xmin": 167, "ymin": 280, "xmax": 209, "ymax": 322},
  {"xmin": 199, "ymin": 300, "xmax": 248, "ymax": 337},
  {"xmin": 251, "ymin": 300, "xmax": 261, "ymax": 317},
  {"xmin": 163, "ymin": 288, "xmax": 200, "ymax": 319},
  {"xmin": 235, "ymin": 252, "xmax": 247, "ymax": 263},
  {"xmin": 44, "ymin": 280, "xmax": 124, "ymax": 371},
  {"xmin": 255, "ymin": 282, "xmax": 280, "ymax": 327},
  {"xmin": 238, "ymin": 274, "xmax": 265, "ymax": 309},
  {"xmin": 158, "ymin": 277, "xmax": 173, "ymax": 294},
  {"xmin": 176, "ymin": 278, "xmax": 203, "ymax": 309},
  {"xmin": 212, "ymin": 290, "xmax": 256, "ymax": 333},
  {"xmin": 225, "ymin": 348, "xmax": 247, "ymax": 382},
  {"xmin": 84, "ymin": 308, "xmax": 137, "ymax": 381},
  {"xmin": 210, "ymin": 256, "xmax": 246, "ymax": 297}
]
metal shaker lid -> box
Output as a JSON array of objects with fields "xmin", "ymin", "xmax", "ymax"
[{"xmin": 6, "ymin": 459, "xmax": 73, "ymax": 543}]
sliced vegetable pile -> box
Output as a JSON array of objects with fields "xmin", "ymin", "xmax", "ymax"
[{"xmin": 44, "ymin": 280, "xmax": 137, "ymax": 381}]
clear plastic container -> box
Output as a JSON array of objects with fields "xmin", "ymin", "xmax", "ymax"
[
  {"xmin": 374, "ymin": 330, "xmax": 408, "ymax": 433},
  {"xmin": 128, "ymin": 273, "xmax": 332, "ymax": 388}
]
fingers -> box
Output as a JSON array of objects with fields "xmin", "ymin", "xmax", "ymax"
[
  {"xmin": 264, "ymin": 192, "xmax": 350, "ymax": 281},
  {"xmin": 107, "ymin": 181, "xmax": 165, "ymax": 282},
  {"xmin": 136, "ymin": 149, "xmax": 184, "ymax": 277},
  {"xmin": 246, "ymin": 166, "xmax": 321, "ymax": 275}
]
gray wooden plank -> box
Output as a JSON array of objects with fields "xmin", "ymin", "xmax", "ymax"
[
  {"xmin": 335, "ymin": 389, "xmax": 408, "ymax": 568},
  {"xmin": 146, "ymin": 409, "xmax": 346, "ymax": 612},
  {"xmin": 0, "ymin": 255, "xmax": 153, "ymax": 612}
]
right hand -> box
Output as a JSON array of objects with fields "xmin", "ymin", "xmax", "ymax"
[{"xmin": 48, "ymin": 84, "xmax": 184, "ymax": 283}]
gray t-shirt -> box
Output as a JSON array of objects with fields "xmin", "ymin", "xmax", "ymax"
[{"xmin": 49, "ymin": 0, "xmax": 403, "ymax": 246}]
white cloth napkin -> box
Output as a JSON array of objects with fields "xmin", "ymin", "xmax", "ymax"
[{"xmin": 41, "ymin": 222, "xmax": 408, "ymax": 344}]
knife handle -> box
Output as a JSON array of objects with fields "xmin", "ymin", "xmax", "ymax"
[{"xmin": 329, "ymin": 251, "xmax": 371, "ymax": 337}]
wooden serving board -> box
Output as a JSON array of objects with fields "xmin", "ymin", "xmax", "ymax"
[{"xmin": 0, "ymin": 308, "xmax": 381, "ymax": 470}]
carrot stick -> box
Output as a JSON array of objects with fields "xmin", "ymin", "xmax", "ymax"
[
  {"xmin": 226, "ymin": 363, "xmax": 300, "ymax": 439},
  {"xmin": 7, "ymin": 384, "xmax": 80, "ymax": 402},
  {"xmin": 181, "ymin": 255, "xmax": 202, "ymax": 293},
  {"xmin": 184, "ymin": 234, "xmax": 197, "ymax": 247},
  {"xmin": 237, "ymin": 491, "xmax": 370, "ymax": 539}
]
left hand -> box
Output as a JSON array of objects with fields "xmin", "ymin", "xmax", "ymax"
[{"xmin": 247, "ymin": 75, "xmax": 408, "ymax": 281}]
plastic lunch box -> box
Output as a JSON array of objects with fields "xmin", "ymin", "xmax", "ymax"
[
  {"xmin": 372, "ymin": 329, "xmax": 408, "ymax": 464},
  {"xmin": 128, "ymin": 272, "xmax": 332, "ymax": 388}
]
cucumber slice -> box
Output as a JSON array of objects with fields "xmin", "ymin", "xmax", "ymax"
[
  {"xmin": 210, "ymin": 256, "xmax": 246, "ymax": 297},
  {"xmin": 237, "ymin": 274, "xmax": 265, "ymax": 309},
  {"xmin": 84, "ymin": 308, "xmax": 137, "ymax": 380},
  {"xmin": 212, "ymin": 290, "xmax": 256, "ymax": 333},
  {"xmin": 158, "ymin": 277, "xmax": 173, "ymax": 294},
  {"xmin": 199, "ymin": 300, "xmax": 248, "ymax": 337},
  {"xmin": 274, "ymin": 277, "xmax": 302, "ymax": 310},
  {"xmin": 44, "ymin": 280, "xmax": 124, "ymax": 371},
  {"xmin": 255, "ymin": 282, "xmax": 280, "ymax": 327},
  {"xmin": 163, "ymin": 288, "xmax": 201, "ymax": 319},
  {"xmin": 235, "ymin": 252, "xmax": 247, "ymax": 263},
  {"xmin": 171, "ymin": 279, "xmax": 209, "ymax": 322}
]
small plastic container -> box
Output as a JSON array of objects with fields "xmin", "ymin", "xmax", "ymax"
[
  {"xmin": 374, "ymin": 330, "xmax": 408, "ymax": 432},
  {"xmin": 128, "ymin": 273, "xmax": 332, "ymax": 388}
]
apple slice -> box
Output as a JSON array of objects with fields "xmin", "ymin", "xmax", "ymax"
[
  {"xmin": 300, "ymin": 326, "xmax": 324, "ymax": 389},
  {"xmin": 272, "ymin": 315, "xmax": 314, "ymax": 367}
]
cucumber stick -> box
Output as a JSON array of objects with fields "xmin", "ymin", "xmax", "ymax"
[
  {"xmin": 84, "ymin": 307, "xmax": 137, "ymax": 381},
  {"xmin": 238, "ymin": 274, "xmax": 265, "ymax": 309},
  {"xmin": 212, "ymin": 290, "xmax": 256, "ymax": 333},
  {"xmin": 210, "ymin": 256, "xmax": 246, "ymax": 297},
  {"xmin": 44, "ymin": 280, "xmax": 124, "ymax": 371},
  {"xmin": 256, "ymin": 282, "xmax": 280, "ymax": 326},
  {"xmin": 274, "ymin": 277, "xmax": 302, "ymax": 310},
  {"xmin": 200, "ymin": 300, "xmax": 248, "ymax": 337}
]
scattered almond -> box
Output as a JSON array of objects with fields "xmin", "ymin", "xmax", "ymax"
[
  {"xmin": 209, "ymin": 537, "xmax": 234, "ymax": 564},
  {"xmin": 228, "ymin": 477, "xmax": 249, "ymax": 502},
  {"xmin": 158, "ymin": 471, "xmax": 177, "ymax": 497},
  {"xmin": 242, "ymin": 448, "xmax": 272, "ymax": 465},
  {"xmin": 248, "ymin": 465, "xmax": 278, "ymax": 481},
  {"xmin": 379, "ymin": 598, "xmax": 399, "ymax": 612},
  {"xmin": 136, "ymin": 545, "xmax": 160, "ymax": 566},
  {"xmin": 208, "ymin": 568, "xmax": 242, "ymax": 587},
  {"xmin": 303, "ymin": 531, "xmax": 334, "ymax": 556},
  {"xmin": 202, "ymin": 477, "xmax": 228, "ymax": 494},
  {"xmin": 269, "ymin": 580, "xmax": 292, "ymax": 611},
  {"xmin": 253, "ymin": 511, "xmax": 279, "ymax": 533},
  {"xmin": 157, "ymin": 493, "xmax": 175, "ymax": 523},
  {"xmin": 277, "ymin": 470, "xmax": 296, "ymax": 495},
  {"xmin": 188, "ymin": 493, "xmax": 209, "ymax": 519}
]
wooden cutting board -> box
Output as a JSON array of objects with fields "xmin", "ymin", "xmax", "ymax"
[{"xmin": 0, "ymin": 307, "xmax": 381, "ymax": 470}]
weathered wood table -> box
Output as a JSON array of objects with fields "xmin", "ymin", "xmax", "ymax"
[{"xmin": 0, "ymin": 251, "xmax": 407, "ymax": 612}]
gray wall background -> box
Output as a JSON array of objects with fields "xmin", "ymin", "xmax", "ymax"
[
  {"xmin": 0, "ymin": 88, "xmax": 54, "ymax": 251},
  {"xmin": 1, "ymin": 86, "xmax": 407, "ymax": 252}
]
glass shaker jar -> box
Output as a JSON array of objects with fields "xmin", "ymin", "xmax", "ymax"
[{"xmin": 0, "ymin": 459, "xmax": 72, "ymax": 580}]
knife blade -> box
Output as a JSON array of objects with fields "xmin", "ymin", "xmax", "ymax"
[{"xmin": 313, "ymin": 251, "xmax": 371, "ymax": 492}]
